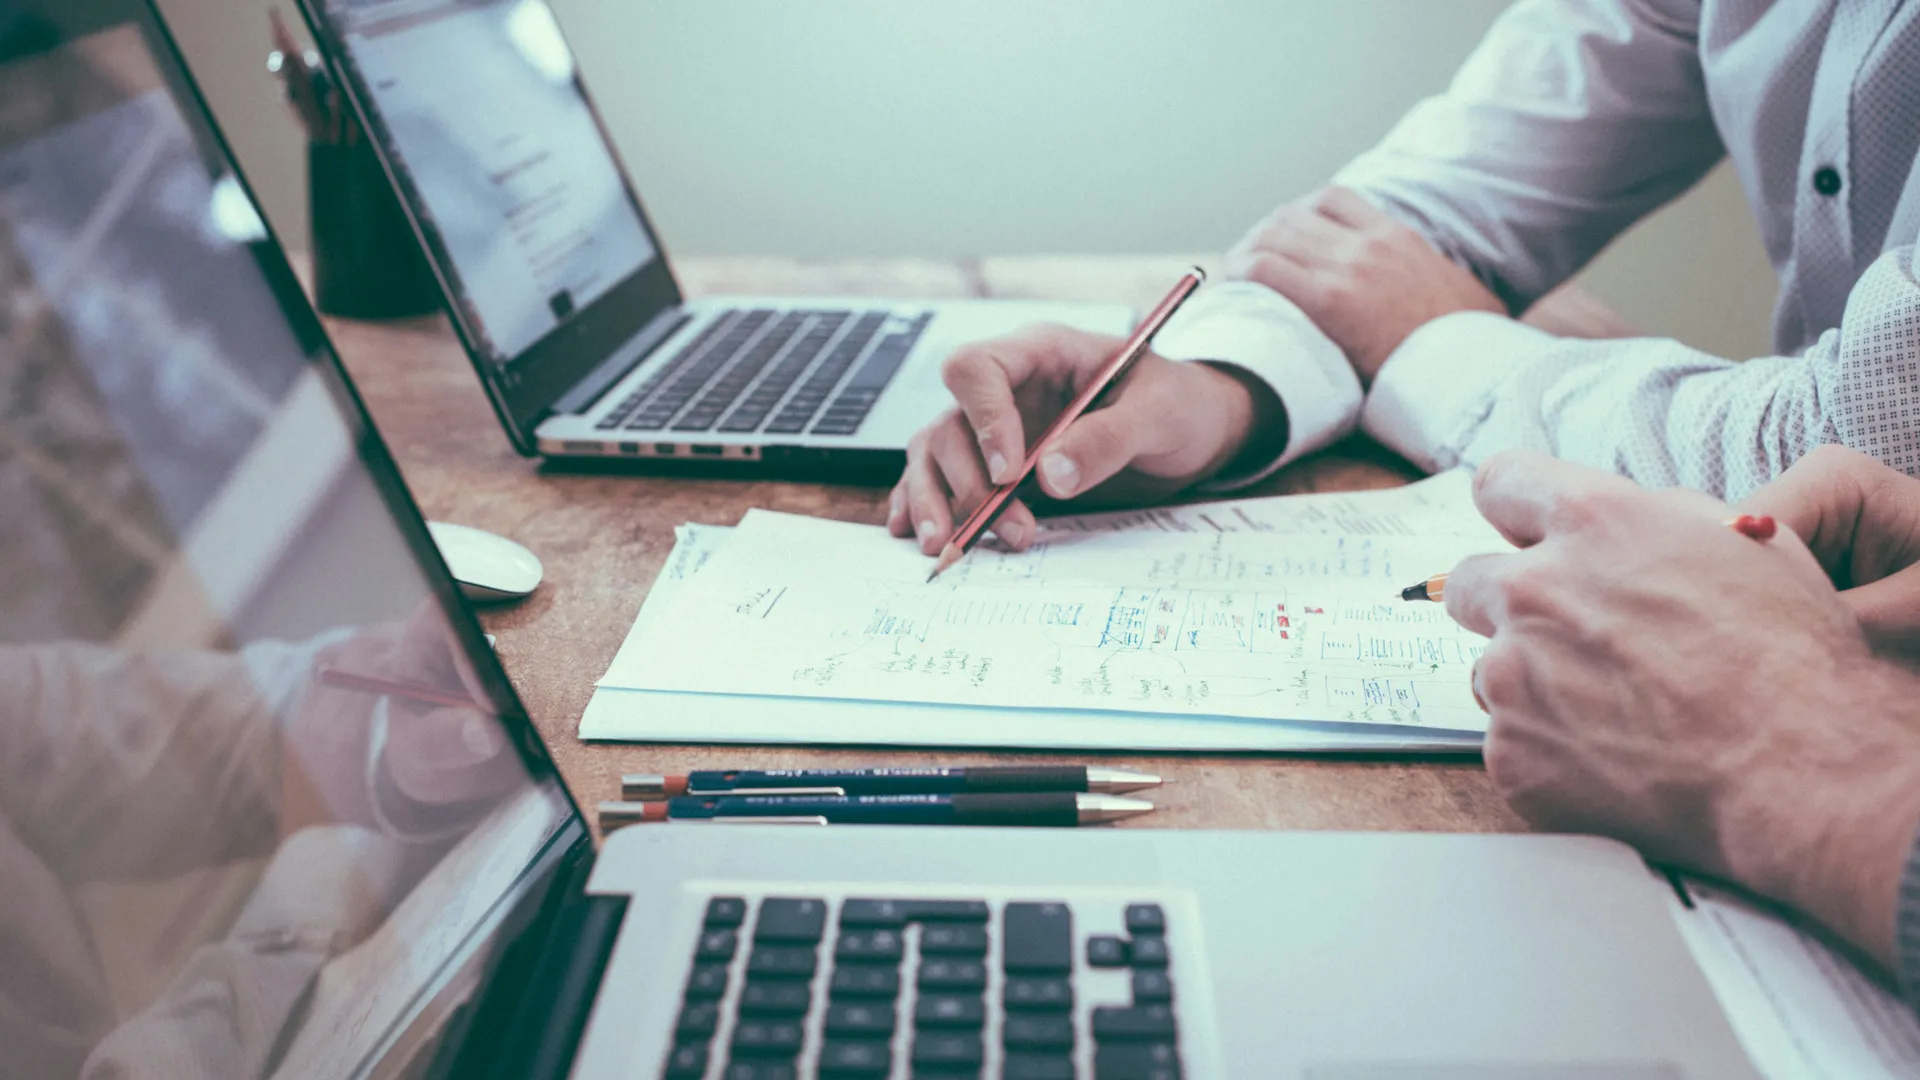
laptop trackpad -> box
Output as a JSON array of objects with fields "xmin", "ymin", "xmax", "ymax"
[{"xmin": 1307, "ymin": 1066, "xmax": 1683, "ymax": 1079}]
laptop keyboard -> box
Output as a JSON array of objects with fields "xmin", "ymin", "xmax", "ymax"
[
  {"xmin": 661, "ymin": 895, "xmax": 1184, "ymax": 1080},
  {"xmin": 596, "ymin": 308, "xmax": 932, "ymax": 439}
]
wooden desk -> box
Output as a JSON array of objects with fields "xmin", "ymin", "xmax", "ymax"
[{"xmin": 324, "ymin": 256, "xmax": 1524, "ymax": 834}]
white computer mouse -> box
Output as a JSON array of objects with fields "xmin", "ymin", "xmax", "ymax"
[{"xmin": 427, "ymin": 521, "xmax": 544, "ymax": 602}]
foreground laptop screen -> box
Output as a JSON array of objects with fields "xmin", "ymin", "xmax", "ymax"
[
  {"xmin": 0, "ymin": 4, "xmax": 575, "ymax": 1077},
  {"xmin": 318, "ymin": 0, "xmax": 659, "ymax": 372}
]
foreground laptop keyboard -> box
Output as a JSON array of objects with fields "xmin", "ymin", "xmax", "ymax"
[
  {"xmin": 596, "ymin": 307, "xmax": 932, "ymax": 439},
  {"xmin": 662, "ymin": 896, "xmax": 1183, "ymax": 1080}
]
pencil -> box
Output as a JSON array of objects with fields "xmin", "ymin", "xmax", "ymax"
[
  {"xmin": 927, "ymin": 267, "xmax": 1207, "ymax": 582},
  {"xmin": 1396, "ymin": 513, "xmax": 1779, "ymax": 602},
  {"xmin": 315, "ymin": 665, "xmax": 482, "ymax": 710}
]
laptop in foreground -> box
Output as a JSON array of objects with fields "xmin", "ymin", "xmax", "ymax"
[
  {"xmin": 0, "ymin": 3, "xmax": 1758, "ymax": 1076},
  {"xmin": 293, "ymin": 0, "xmax": 1131, "ymax": 473}
]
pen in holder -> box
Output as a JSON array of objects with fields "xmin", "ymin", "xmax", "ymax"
[
  {"xmin": 308, "ymin": 132, "xmax": 441, "ymax": 321},
  {"xmin": 271, "ymin": 9, "xmax": 439, "ymax": 321}
]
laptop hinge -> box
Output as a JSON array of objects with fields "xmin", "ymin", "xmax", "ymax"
[
  {"xmin": 429, "ymin": 837, "xmax": 629, "ymax": 1080},
  {"xmin": 551, "ymin": 307, "xmax": 692, "ymax": 416}
]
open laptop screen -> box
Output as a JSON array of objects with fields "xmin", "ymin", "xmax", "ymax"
[
  {"xmin": 322, "ymin": 0, "xmax": 656, "ymax": 364},
  {"xmin": 0, "ymin": 3, "xmax": 576, "ymax": 1076},
  {"xmin": 309, "ymin": 0, "xmax": 682, "ymax": 445}
]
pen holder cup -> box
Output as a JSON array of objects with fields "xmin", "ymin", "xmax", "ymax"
[{"xmin": 308, "ymin": 139, "xmax": 441, "ymax": 321}]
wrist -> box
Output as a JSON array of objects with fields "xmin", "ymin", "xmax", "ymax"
[
  {"xmin": 1721, "ymin": 665, "xmax": 1920, "ymax": 969},
  {"xmin": 1192, "ymin": 360, "xmax": 1287, "ymax": 484}
]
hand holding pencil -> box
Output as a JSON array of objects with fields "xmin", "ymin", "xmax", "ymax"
[{"xmin": 890, "ymin": 271, "xmax": 1286, "ymax": 561}]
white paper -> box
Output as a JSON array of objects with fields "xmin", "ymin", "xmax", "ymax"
[
  {"xmin": 1671, "ymin": 880, "xmax": 1920, "ymax": 1080},
  {"xmin": 600, "ymin": 489, "xmax": 1503, "ymax": 732},
  {"xmin": 1042, "ymin": 469, "xmax": 1486, "ymax": 539}
]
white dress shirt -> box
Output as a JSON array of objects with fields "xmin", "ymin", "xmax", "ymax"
[{"xmin": 1157, "ymin": 0, "xmax": 1920, "ymax": 499}]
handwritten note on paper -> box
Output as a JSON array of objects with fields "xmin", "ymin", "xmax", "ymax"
[{"xmin": 599, "ymin": 498, "xmax": 1505, "ymax": 732}]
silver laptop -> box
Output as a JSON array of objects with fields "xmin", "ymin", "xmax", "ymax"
[
  {"xmin": 0, "ymin": 4, "xmax": 1758, "ymax": 1076},
  {"xmin": 295, "ymin": 0, "xmax": 1129, "ymax": 472}
]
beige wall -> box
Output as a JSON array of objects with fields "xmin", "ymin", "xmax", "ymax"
[{"xmin": 158, "ymin": 0, "xmax": 1777, "ymax": 359}]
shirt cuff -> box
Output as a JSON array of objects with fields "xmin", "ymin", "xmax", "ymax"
[
  {"xmin": 1361, "ymin": 310, "xmax": 1552, "ymax": 473},
  {"xmin": 1151, "ymin": 281, "xmax": 1363, "ymax": 490},
  {"xmin": 1896, "ymin": 818, "xmax": 1920, "ymax": 1005}
]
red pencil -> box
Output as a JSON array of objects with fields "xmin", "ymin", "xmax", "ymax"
[
  {"xmin": 315, "ymin": 665, "xmax": 482, "ymax": 710},
  {"xmin": 927, "ymin": 267, "xmax": 1208, "ymax": 582}
]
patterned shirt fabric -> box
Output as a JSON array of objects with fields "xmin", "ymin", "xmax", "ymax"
[{"xmin": 1329, "ymin": 0, "xmax": 1920, "ymax": 499}]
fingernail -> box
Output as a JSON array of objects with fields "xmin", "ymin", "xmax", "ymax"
[
  {"xmin": 460, "ymin": 715, "xmax": 498, "ymax": 760},
  {"xmin": 889, "ymin": 489, "xmax": 904, "ymax": 518},
  {"xmin": 1041, "ymin": 453, "xmax": 1079, "ymax": 497},
  {"xmin": 917, "ymin": 519, "xmax": 938, "ymax": 541},
  {"xmin": 997, "ymin": 518, "xmax": 1030, "ymax": 547},
  {"xmin": 986, "ymin": 451, "xmax": 1009, "ymax": 484}
]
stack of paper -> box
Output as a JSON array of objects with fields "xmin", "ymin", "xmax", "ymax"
[{"xmin": 582, "ymin": 471, "xmax": 1510, "ymax": 751}]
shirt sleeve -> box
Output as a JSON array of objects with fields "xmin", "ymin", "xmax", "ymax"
[
  {"xmin": 1898, "ymin": 821, "xmax": 1920, "ymax": 1008},
  {"xmin": 1151, "ymin": 281, "xmax": 1363, "ymax": 489},
  {"xmin": 1331, "ymin": 0, "xmax": 1724, "ymax": 314},
  {"xmin": 1361, "ymin": 244, "xmax": 1920, "ymax": 498}
]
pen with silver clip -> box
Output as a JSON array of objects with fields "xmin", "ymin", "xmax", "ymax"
[
  {"xmin": 597, "ymin": 792, "xmax": 1153, "ymax": 829},
  {"xmin": 621, "ymin": 765, "xmax": 1162, "ymax": 799}
]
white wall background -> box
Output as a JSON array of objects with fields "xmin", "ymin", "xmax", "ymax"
[{"xmin": 157, "ymin": 0, "xmax": 1778, "ymax": 358}]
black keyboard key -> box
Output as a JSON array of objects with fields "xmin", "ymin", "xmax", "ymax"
[
  {"xmin": 1002, "ymin": 903, "xmax": 1073, "ymax": 973},
  {"xmin": 917, "ymin": 958, "xmax": 987, "ymax": 991},
  {"xmin": 1004, "ymin": 1053, "xmax": 1076, "ymax": 1080},
  {"xmin": 663, "ymin": 1041, "xmax": 708, "ymax": 1078},
  {"xmin": 1124, "ymin": 904, "xmax": 1166, "ymax": 936},
  {"xmin": 1094, "ymin": 1043, "xmax": 1182, "ymax": 1080},
  {"xmin": 911, "ymin": 1032, "xmax": 984, "ymax": 1070},
  {"xmin": 755, "ymin": 899, "xmax": 827, "ymax": 943},
  {"xmin": 920, "ymin": 924, "xmax": 988, "ymax": 956},
  {"xmin": 818, "ymin": 1040, "xmax": 891, "ymax": 1077},
  {"xmin": 1087, "ymin": 935, "xmax": 1129, "ymax": 967},
  {"xmin": 695, "ymin": 929, "xmax": 738, "ymax": 961},
  {"xmin": 677, "ymin": 1000, "xmax": 720, "ymax": 1039},
  {"xmin": 830, "ymin": 964, "xmax": 901, "ymax": 999},
  {"xmin": 686, "ymin": 964, "xmax": 729, "ymax": 999},
  {"xmin": 1131, "ymin": 969, "xmax": 1174, "ymax": 1004},
  {"xmin": 1003, "ymin": 1014, "xmax": 1074, "ymax": 1050},
  {"xmin": 747, "ymin": 946, "xmax": 818, "ymax": 980},
  {"xmin": 905, "ymin": 900, "xmax": 991, "ymax": 923},
  {"xmin": 840, "ymin": 899, "xmax": 911, "ymax": 928},
  {"xmin": 721, "ymin": 1063, "xmax": 796, "ymax": 1080},
  {"xmin": 914, "ymin": 993, "xmax": 985, "ymax": 1029},
  {"xmin": 824, "ymin": 1001, "xmax": 896, "ymax": 1038},
  {"xmin": 678, "ymin": 315, "xmax": 809, "ymax": 431},
  {"xmin": 739, "ymin": 981, "xmax": 811, "ymax": 1017},
  {"xmin": 705, "ymin": 897, "xmax": 747, "ymax": 927},
  {"xmin": 731, "ymin": 1019, "xmax": 804, "ymax": 1057},
  {"xmin": 835, "ymin": 928, "xmax": 905, "ymax": 964},
  {"xmin": 1092, "ymin": 1005, "xmax": 1177, "ymax": 1042},
  {"xmin": 1129, "ymin": 935, "xmax": 1169, "ymax": 968},
  {"xmin": 1003, "ymin": 976, "xmax": 1073, "ymax": 1012}
]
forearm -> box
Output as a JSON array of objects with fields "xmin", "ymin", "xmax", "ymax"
[
  {"xmin": 0, "ymin": 644, "xmax": 289, "ymax": 881},
  {"xmin": 1365, "ymin": 245, "xmax": 1920, "ymax": 499},
  {"xmin": 1332, "ymin": 0, "xmax": 1721, "ymax": 311}
]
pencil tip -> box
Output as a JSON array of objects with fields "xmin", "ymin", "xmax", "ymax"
[
  {"xmin": 1399, "ymin": 582, "xmax": 1429, "ymax": 602},
  {"xmin": 926, "ymin": 545, "xmax": 962, "ymax": 583}
]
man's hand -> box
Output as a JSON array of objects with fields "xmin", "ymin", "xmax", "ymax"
[
  {"xmin": 1738, "ymin": 444, "xmax": 1920, "ymax": 661},
  {"xmin": 287, "ymin": 605, "xmax": 521, "ymax": 836},
  {"xmin": 888, "ymin": 324, "xmax": 1282, "ymax": 554},
  {"xmin": 1444, "ymin": 450, "xmax": 1920, "ymax": 973},
  {"xmin": 1227, "ymin": 186, "xmax": 1505, "ymax": 383}
]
